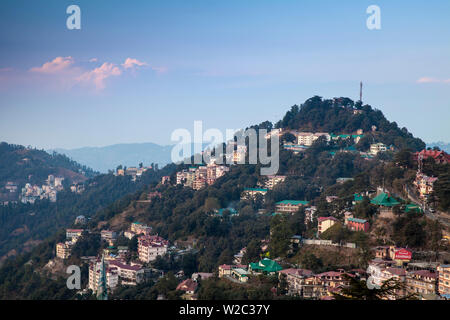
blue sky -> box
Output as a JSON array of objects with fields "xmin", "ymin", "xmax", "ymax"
[{"xmin": 0, "ymin": 0, "xmax": 449, "ymax": 149}]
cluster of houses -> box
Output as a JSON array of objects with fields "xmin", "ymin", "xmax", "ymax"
[
  {"xmin": 56, "ymin": 228, "xmax": 84, "ymax": 259},
  {"xmin": 176, "ymin": 162, "xmax": 230, "ymax": 190},
  {"xmin": 20, "ymin": 175, "xmax": 64, "ymax": 204},
  {"xmin": 115, "ymin": 166, "xmax": 152, "ymax": 182}
]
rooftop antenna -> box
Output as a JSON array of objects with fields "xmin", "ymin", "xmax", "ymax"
[{"xmin": 359, "ymin": 81, "xmax": 363, "ymax": 103}]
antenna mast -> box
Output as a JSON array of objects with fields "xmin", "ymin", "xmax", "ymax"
[{"xmin": 359, "ymin": 81, "xmax": 363, "ymax": 103}]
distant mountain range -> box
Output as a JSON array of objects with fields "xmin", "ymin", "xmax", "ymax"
[
  {"xmin": 427, "ymin": 141, "xmax": 450, "ymax": 153},
  {"xmin": 50, "ymin": 143, "xmax": 175, "ymax": 173}
]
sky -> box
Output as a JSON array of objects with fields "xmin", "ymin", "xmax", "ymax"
[{"xmin": 0, "ymin": 0, "xmax": 449, "ymax": 149}]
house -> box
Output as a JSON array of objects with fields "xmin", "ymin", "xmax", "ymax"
[
  {"xmin": 370, "ymin": 143, "xmax": 387, "ymax": 155},
  {"xmin": 264, "ymin": 175, "xmax": 287, "ymax": 190},
  {"xmin": 130, "ymin": 222, "xmax": 152, "ymax": 236},
  {"xmin": 218, "ymin": 264, "xmax": 247, "ymax": 277},
  {"xmin": 345, "ymin": 217, "xmax": 370, "ymax": 232},
  {"xmin": 304, "ymin": 206, "xmax": 317, "ymax": 224},
  {"xmin": 241, "ymin": 188, "xmax": 268, "ymax": 200},
  {"xmin": 275, "ymin": 200, "xmax": 309, "ymax": 213},
  {"xmin": 406, "ymin": 270, "xmax": 437, "ymax": 297},
  {"xmin": 326, "ymin": 196, "xmax": 339, "ymax": 203},
  {"xmin": 88, "ymin": 261, "xmax": 119, "ymax": 293},
  {"xmin": 336, "ymin": 177, "xmax": 354, "ymax": 184},
  {"xmin": 413, "ymin": 149, "xmax": 450, "ymax": 165},
  {"xmin": 370, "ymin": 192, "xmax": 401, "ymax": 215},
  {"xmin": 315, "ymin": 271, "xmax": 352, "ymax": 290},
  {"xmin": 283, "ymin": 143, "xmax": 309, "ymax": 153},
  {"xmin": 176, "ymin": 279, "xmax": 198, "ymax": 295},
  {"xmin": 248, "ymin": 258, "xmax": 282, "ymax": 275},
  {"xmin": 414, "ymin": 173, "xmax": 438, "ymax": 200},
  {"xmin": 231, "ymin": 268, "xmax": 250, "ymax": 283},
  {"xmin": 278, "ymin": 268, "xmax": 314, "ymax": 297},
  {"xmin": 66, "ymin": 229, "xmax": 84, "ymax": 241},
  {"xmin": 192, "ymin": 272, "xmax": 213, "ymax": 282},
  {"xmin": 100, "ymin": 230, "xmax": 117, "ymax": 243},
  {"xmin": 297, "ymin": 132, "xmax": 331, "ymax": 146},
  {"xmin": 161, "ymin": 176, "xmax": 170, "ymax": 184},
  {"xmin": 437, "ymin": 264, "xmax": 450, "ymax": 296},
  {"xmin": 317, "ymin": 216, "xmax": 338, "ymax": 235}
]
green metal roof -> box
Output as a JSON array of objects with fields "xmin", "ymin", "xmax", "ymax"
[
  {"xmin": 244, "ymin": 188, "xmax": 268, "ymax": 192},
  {"xmin": 354, "ymin": 193, "xmax": 364, "ymax": 202},
  {"xmin": 405, "ymin": 204, "xmax": 422, "ymax": 213},
  {"xmin": 370, "ymin": 192, "xmax": 400, "ymax": 207},
  {"xmin": 249, "ymin": 258, "xmax": 282, "ymax": 273},
  {"xmin": 276, "ymin": 200, "xmax": 309, "ymax": 205}
]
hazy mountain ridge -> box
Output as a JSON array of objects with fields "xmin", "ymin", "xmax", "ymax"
[{"xmin": 49, "ymin": 143, "xmax": 175, "ymax": 173}]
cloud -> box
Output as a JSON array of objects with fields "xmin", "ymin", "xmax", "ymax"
[
  {"xmin": 30, "ymin": 56, "xmax": 74, "ymax": 74},
  {"xmin": 122, "ymin": 58, "xmax": 148, "ymax": 69},
  {"xmin": 77, "ymin": 62, "xmax": 122, "ymax": 90},
  {"xmin": 417, "ymin": 77, "xmax": 450, "ymax": 84},
  {"xmin": 89, "ymin": 58, "xmax": 98, "ymax": 63}
]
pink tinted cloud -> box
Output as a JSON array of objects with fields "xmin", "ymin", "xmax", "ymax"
[
  {"xmin": 77, "ymin": 62, "xmax": 122, "ymax": 90},
  {"xmin": 30, "ymin": 56, "xmax": 75, "ymax": 74},
  {"xmin": 417, "ymin": 77, "xmax": 450, "ymax": 84},
  {"xmin": 122, "ymin": 58, "xmax": 148, "ymax": 69}
]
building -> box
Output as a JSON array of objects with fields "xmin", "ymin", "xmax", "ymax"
[
  {"xmin": 413, "ymin": 149, "xmax": 450, "ymax": 165},
  {"xmin": 278, "ymin": 268, "xmax": 314, "ymax": 296},
  {"xmin": 108, "ymin": 260, "xmax": 144, "ymax": 286},
  {"xmin": 241, "ymin": 188, "xmax": 268, "ymax": 200},
  {"xmin": 249, "ymin": 258, "xmax": 282, "ymax": 275},
  {"xmin": 437, "ymin": 264, "xmax": 450, "ymax": 296},
  {"xmin": 317, "ymin": 217, "xmax": 338, "ymax": 235},
  {"xmin": 345, "ymin": 217, "xmax": 370, "ymax": 232},
  {"xmin": 275, "ymin": 200, "xmax": 309, "ymax": 214},
  {"xmin": 88, "ymin": 260, "xmax": 119, "ymax": 293},
  {"xmin": 414, "ymin": 173, "xmax": 438, "ymax": 200},
  {"xmin": 406, "ymin": 270, "xmax": 437, "ymax": 297},
  {"xmin": 304, "ymin": 206, "xmax": 317, "ymax": 224},
  {"xmin": 130, "ymin": 222, "xmax": 152, "ymax": 236},
  {"xmin": 297, "ymin": 132, "xmax": 331, "ymax": 146},
  {"xmin": 161, "ymin": 176, "xmax": 170, "ymax": 184},
  {"xmin": 66, "ymin": 229, "xmax": 84, "ymax": 241},
  {"xmin": 218, "ymin": 264, "xmax": 247, "ymax": 277},
  {"xmin": 138, "ymin": 235, "xmax": 169, "ymax": 263},
  {"xmin": 100, "ymin": 230, "xmax": 117, "ymax": 243},
  {"xmin": 176, "ymin": 279, "xmax": 198, "ymax": 295},
  {"xmin": 231, "ymin": 268, "xmax": 250, "ymax": 283},
  {"xmin": 74, "ymin": 215, "xmax": 87, "ymax": 225},
  {"xmin": 370, "ymin": 143, "xmax": 387, "ymax": 155},
  {"xmin": 56, "ymin": 242, "xmax": 72, "ymax": 259},
  {"xmin": 370, "ymin": 192, "xmax": 401, "ymax": 214},
  {"xmin": 264, "ymin": 175, "xmax": 286, "ymax": 190},
  {"xmin": 192, "ymin": 272, "xmax": 213, "ymax": 282}
]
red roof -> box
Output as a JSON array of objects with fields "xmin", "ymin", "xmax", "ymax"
[
  {"xmin": 318, "ymin": 216, "xmax": 338, "ymax": 222},
  {"xmin": 408, "ymin": 270, "xmax": 437, "ymax": 279},
  {"xmin": 176, "ymin": 279, "xmax": 198, "ymax": 292}
]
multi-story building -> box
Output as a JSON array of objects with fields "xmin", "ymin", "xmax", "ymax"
[
  {"xmin": 56, "ymin": 242, "xmax": 72, "ymax": 259},
  {"xmin": 264, "ymin": 175, "xmax": 286, "ymax": 190},
  {"xmin": 130, "ymin": 222, "xmax": 152, "ymax": 236},
  {"xmin": 275, "ymin": 200, "xmax": 309, "ymax": 214},
  {"xmin": 414, "ymin": 173, "xmax": 438, "ymax": 200},
  {"xmin": 138, "ymin": 235, "xmax": 169, "ymax": 263},
  {"xmin": 297, "ymin": 132, "xmax": 331, "ymax": 146},
  {"xmin": 437, "ymin": 264, "xmax": 450, "ymax": 296},
  {"xmin": 241, "ymin": 188, "xmax": 268, "ymax": 200},
  {"xmin": 66, "ymin": 229, "xmax": 84, "ymax": 241},
  {"xmin": 317, "ymin": 216, "xmax": 338, "ymax": 235},
  {"xmin": 406, "ymin": 270, "xmax": 437, "ymax": 297},
  {"xmin": 413, "ymin": 149, "xmax": 450, "ymax": 165},
  {"xmin": 108, "ymin": 260, "xmax": 144, "ymax": 286},
  {"xmin": 278, "ymin": 268, "xmax": 315, "ymax": 297},
  {"xmin": 88, "ymin": 260, "xmax": 119, "ymax": 293},
  {"xmin": 370, "ymin": 143, "xmax": 387, "ymax": 155},
  {"xmin": 100, "ymin": 230, "xmax": 117, "ymax": 243},
  {"xmin": 345, "ymin": 217, "xmax": 370, "ymax": 232}
]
